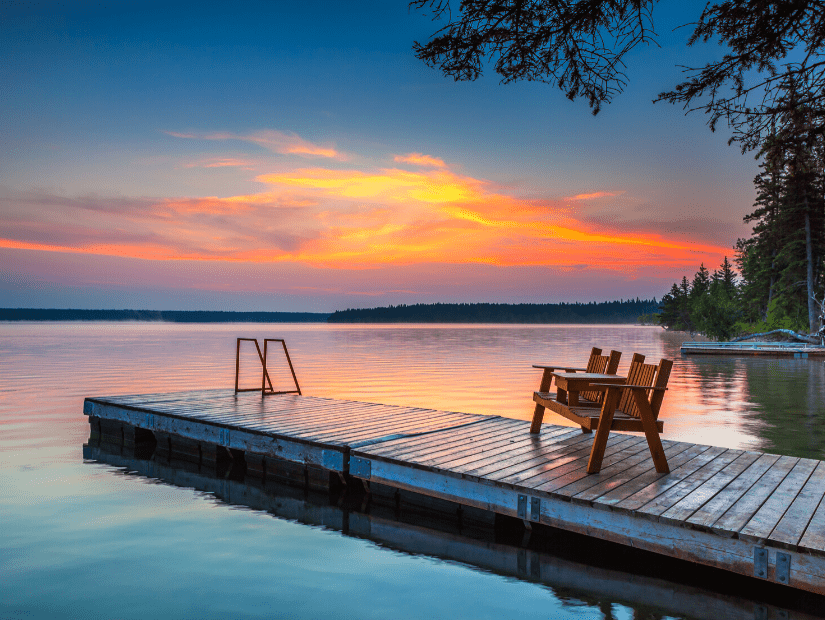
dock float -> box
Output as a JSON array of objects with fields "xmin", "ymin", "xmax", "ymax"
[
  {"xmin": 84, "ymin": 389, "xmax": 825, "ymax": 596},
  {"xmin": 681, "ymin": 341, "xmax": 825, "ymax": 357}
]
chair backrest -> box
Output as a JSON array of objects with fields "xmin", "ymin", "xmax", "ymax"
[
  {"xmin": 617, "ymin": 357, "xmax": 673, "ymax": 419},
  {"xmin": 582, "ymin": 348, "xmax": 621, "ymax": 403},
  {"xmin": 584, "ymin": 347, "xmax": 605, "ymax": 372}
]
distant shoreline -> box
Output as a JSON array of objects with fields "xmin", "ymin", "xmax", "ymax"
[
  {"xmin": 0, "ymin": 309, "xmax": 331, "ymax": 323},
  {"xmin": 0, "ymin": 300, "xmax": 659, "ymax": 324},
  {"xmin": 328, "ymin": 301, "xmax": 659, "ymax": 324}
]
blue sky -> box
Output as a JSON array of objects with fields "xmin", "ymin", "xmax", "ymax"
[{"xmin": 1, "ymin": 1, "xmax": 760, "ymax": 311}]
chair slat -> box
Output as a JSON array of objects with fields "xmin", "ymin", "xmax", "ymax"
[
  {"xmin": 581, "ymin": 350, "xmax": 621, "ymax": 404},
  {"xmin": 581, "ymin": 354, "xmax": 608, "ymax": 402},
  {"xmin": 650, "ymin": 359, "xmax": 673, "ymax": 417},
  {"xmin": 618, "ymin": 362, "xmax": 656, "ymax": 417}
]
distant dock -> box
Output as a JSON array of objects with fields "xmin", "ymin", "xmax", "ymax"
[
  {"xmin": 681, "ymin": 341, "xmax": 825, "ymax": 357},
  {"xmin": 84, "ymin": 389, "xmax": 825, "ymax": 595}
]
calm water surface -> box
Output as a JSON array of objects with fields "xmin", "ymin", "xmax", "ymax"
[{"xmin": 2, "ymin": 322, "xmax": 824, "ymax": 619}]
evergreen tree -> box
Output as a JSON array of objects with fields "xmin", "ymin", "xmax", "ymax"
[{"xmin": 658, "ymin": 283, "xmax": 683, "ymax": 330}]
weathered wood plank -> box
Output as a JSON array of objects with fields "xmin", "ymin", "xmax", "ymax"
[
  {"xmin": 369, "ymin": 425, "xmax": 532, "ymax": 468},
  {"xmin": 188, "ymin": 401, "xmax": 463, "ymax": 440},
  {"xmin": 364, "ymin": 417, "xmax": 525, "ymax": 454},
  {"xmin": 317, "ymin": 412, "xmax": 482, "ymax": 442},
  {"xmin": 767, "ymin": 460, "xmax": 825, "ymax": 549},
  {"xmin": 567, "ymin": 441, "xmax": 696, "ymax": 503},
  {"xmin": 738, "ymin": 458, "xmax": 819, "ymax": 543},
  {"xmin": 711, "ymin": 455, "xmax": 798, "ymax": 535},
  {"xmin": 445, "ymin": 430, "xmax": 589, "ymax": 476},
  {"xmin": 504, "ymin": 435, "xmax": 642, "ymax": 489},
  {"xmin": 542, "ymin": 438, "xmax": 677, "ymax": 497},
  {"xmin": 606, "ymin": 446, "xmax": 728, "ymax": 511},
  {"xmin": 365, "ymin": 418, "xmax": 527, "ymax": 459},
  {"xmin": 479, "ymin": 434, "xmax": 641, "ymax": 483},
  {"xmin": 141, "ymin": 397, "xmax": 380, "ymax": 427},
  {"xmin": 799, "ymin": 482, "xmax": 825, "ymax": 552},
  {"xmin": 685, "ymin": 452, "xmax": 780, "ymax": 531},
  {"xmin": 520, "ymin": 436, "xmax": 648, "ymax": 492},
  {"xmin": 347, "ymin": 418, "xmax": 513, "ymax": 450},
  {"xmin": 575, "ymin": 442, "xmax": 705, "ymax": 503},
  {"xmin": 657, "ymin": 451, "xmax": 762, "ymax": 526},
  {"xmin": 403, "ymin": 425, "xmax": 580, "ymax": 471},
  {"xmin": 634, "ymin": 449, "xmax": 745, "ymax": 520}
]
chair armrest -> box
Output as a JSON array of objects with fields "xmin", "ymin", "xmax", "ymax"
[
  {"xmin": 589, "ymin": 383, "xmax": 667, "ymax": 391},
  {"xmin": 532, "ymin": 364, "xmax": 587, "ymax": 371}
]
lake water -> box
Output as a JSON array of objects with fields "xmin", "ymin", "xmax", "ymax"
[{"xmin": 2, "ymin": 322, "xmax": 824, "ymax": 619}]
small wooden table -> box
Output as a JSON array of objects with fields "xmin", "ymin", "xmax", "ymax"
[{"xmin": 551, "ymin": 372, "xmax": 626, "ymax": 406}]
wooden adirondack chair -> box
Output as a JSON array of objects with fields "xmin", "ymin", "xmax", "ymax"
[
  {"xmin": 542, "ymin": 355, "xmax": 674, "ymax": 474},
  {"xmin": 530, "ymin": 347, "xmax": 621, "ymax": 434}
]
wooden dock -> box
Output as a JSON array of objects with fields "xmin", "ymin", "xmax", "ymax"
[
  {"xmin": 681, "ymin": 341, "xmax": 825, "ymax": 357},
  {"xmin": 84, "ymin": 389, "xmax": 825, "ymax": 596}
]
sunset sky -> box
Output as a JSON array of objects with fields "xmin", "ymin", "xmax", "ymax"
[{"xmin": 1, "ymin": 1, "xmax": 760, "ymax": 312}]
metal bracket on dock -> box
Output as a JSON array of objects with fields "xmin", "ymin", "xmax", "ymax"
[
  {"xmin": 517, "ymin": 495, "xmax": 541, "ymax": 522},
  {"xmin": 350, "ymin": 457, "xmax": 371, "ymax": 479},
  {"xmin": 754, "ymin": 547, "xmax": 768, "ymax": 579},
  {"xmin": 322, "ymin": 450, "xmax": 344, "ymax": 472},
  {"xmin": 530, "ymin": 497, "xmax": 541, "ymax": 522},
  {"xmin": 144, "ymin": 413, "xmax": 156, "ymax": 429},
  {"xmin": 776, "ymin": 551, "xmax": 791, "ymax": 585},
  {"xmin": 218, "ymin": 428, "xmax": 230, "ymax": 447},
  {"xmin": 517, "ymin": 494, "xmax": 527, "ymax": 519}
]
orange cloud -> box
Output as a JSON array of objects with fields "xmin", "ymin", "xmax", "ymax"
[
  {"xmin": 393, "ymin": 153, "xmax": 447, "ymax": 168},
  {"xmin": 258, "ymin": 167, "xmax": 486, "ymax": 205},
  {"xmin": 0, "ymin": 152, "xmax": 732, "ymax": 276}
]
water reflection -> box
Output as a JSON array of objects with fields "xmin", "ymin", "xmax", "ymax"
[
  {"xmin": 84, "ymin": 437, "xmax": 821, "ymax": 620},
  {"xmin": 675, "ymin": 354, "xmax": 825, "ymax": 458},
  {"xmin": 3, "ymin": 322, "xmax": 825, "ymax": 620},
  {"xmin": 4, "ymin": 322, "xmax": 824, "ymax": 461}
]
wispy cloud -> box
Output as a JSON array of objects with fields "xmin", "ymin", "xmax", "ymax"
[
  {"xmin": 393, "ymin": 153, "xmax": 447, "ymax": 168},
  {"xmin": 567, "ymin": 191, "xmax": 624, "ymax": 200},
  {"xmin": 183, "ymin": 157, "xmax": 257, "ymax": 170},
  {"xmin": 165, "ymin": 129, "xmax": 346, "ymax": 160}
]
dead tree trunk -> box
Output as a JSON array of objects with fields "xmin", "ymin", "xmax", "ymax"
[{"xmin": 805, "ymin": 199, "xmax": 816, "ymax": 333}]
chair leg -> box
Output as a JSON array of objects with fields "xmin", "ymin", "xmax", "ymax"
[
  {"xmin": 580, "ymin": 426, "xmax": 592, "ymax": 434},
  {"xmin": 587, "ymin": 388, "xmax": 620, "ymax": 473},
  {"xmin": 632, "ymin": 389, "xmax": 669, "ymax": 474},
  {"xmin": 530, "ymin": 369, "xmax": 554, "ymax": 434},
  {"xmin": 530, "ymin": 403, "xmax": 545, "ymax": 434}
]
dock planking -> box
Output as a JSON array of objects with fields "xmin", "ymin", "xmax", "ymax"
[{"xmin": 84, "ymin": 389, "xmax": 825, "ymax": 596}]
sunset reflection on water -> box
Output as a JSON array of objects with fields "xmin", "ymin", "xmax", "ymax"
[
  {"xmin": 2, "ymin": 322, "xmax": 823, "ymax": 459},
  {"xmin": 3, "ymin": 322, "xmax": 825, "ymax": 620}
]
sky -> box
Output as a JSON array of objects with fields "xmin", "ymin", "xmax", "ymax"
[{"xmin": 1, "ymin": 1, "xmax": 762, "ymax": 312}]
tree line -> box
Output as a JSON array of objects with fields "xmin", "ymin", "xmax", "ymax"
[
  {"xmin": 328, "ymin": 300, "xmax": 659, "ymax": 324},
  {"xmin": 660, "ymin": 116, "xmax": 825, "ymax": 341},
  {"xmin": 0, "ymin": 309, "xmax": 330, "ymax": 322}
]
